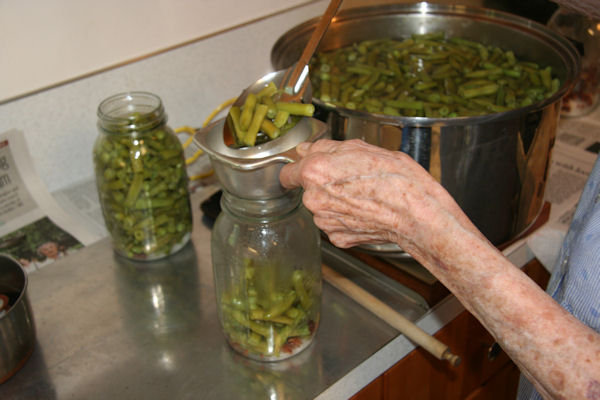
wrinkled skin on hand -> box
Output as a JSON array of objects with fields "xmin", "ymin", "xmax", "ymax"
[
  {"xmin": 279, "ymin": 139, "xmax": 486, "ymax": 265},
  {"xmin": 280, "ymin": 139, "xmax": 600, "ymax": 400}
]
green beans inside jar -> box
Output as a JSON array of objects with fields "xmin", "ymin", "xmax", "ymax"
[
  {"xmin": 212, "ymin": 189, "xmax": 321, "ymax": 361},
  {"xmin": 94, "ymin": 92, "xmax": 192, "ymax": 260},
  {"xmin": 309, "ymin": 32, "xmax": 562, "ymax": 117}
]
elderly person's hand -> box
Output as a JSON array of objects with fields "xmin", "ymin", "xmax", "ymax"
[
  {"xmin": 279, "ymin": 139, "xmax": 485, "ymax": 265},
  {"xmin": 280, "ymin": 138, "xmax": 600, "ymax": 400}
]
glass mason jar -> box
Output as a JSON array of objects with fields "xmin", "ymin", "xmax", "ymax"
[
  {"xmin": 94, "ymin": 92, "xmax": 192, "ymax": 260},
  {"xmin": 548, "ymin": 8, "xmax": 600, "ymax": 117},
  {"xmin": 212, "ymin": 189, "xmax": 321, "ymax": 361}
]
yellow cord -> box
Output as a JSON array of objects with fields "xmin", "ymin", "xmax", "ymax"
[
  {"xmin": 202, "ymin": 97, "xmax": 237, "ymax": 128},
  {"xmin": 175, "ymin": 97, "xmax": 237, "ymax": 180}
]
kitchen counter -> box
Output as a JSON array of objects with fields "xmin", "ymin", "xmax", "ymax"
[
  {"xmin": 0, "ymin": 187, "xmax": 476, "ymax": 400},
  {"xmin": 0, "ymin": 0, "xmax": 581, "ymax": 397}
]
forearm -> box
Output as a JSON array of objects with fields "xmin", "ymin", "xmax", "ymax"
[{"xmin": 411, "ymin": 222, "xmax": 600, "ymax": 400}]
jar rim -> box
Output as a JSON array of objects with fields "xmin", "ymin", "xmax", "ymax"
[{"xmin": 97, "ymin": 91, "xmax": 166, "ymax": 133}]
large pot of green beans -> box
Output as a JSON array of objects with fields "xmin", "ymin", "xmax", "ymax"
[
  {"xmin": 271, "ymin": 2, "xmax": 580, "ymax": 247},
  {"xmin": 94, "ymin": 92, "xmax": 193, "ymax": 260}
]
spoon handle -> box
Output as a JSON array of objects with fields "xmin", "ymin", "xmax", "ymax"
[{"xmin": 281, "ymin": 0, "xmax": 343, "ymax": 99}]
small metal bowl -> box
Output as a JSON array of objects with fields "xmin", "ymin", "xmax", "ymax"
[{"xmin": 0, "ymin": 255, "xmax": 36, "ymax": 384}]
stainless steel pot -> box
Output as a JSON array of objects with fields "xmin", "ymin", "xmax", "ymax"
[
  {"xmin": 271, "ymin": 2, "xmax": 580, "ymax": 246},
  {"xmin": 0, "ymin": 255, "xmax": 35, "ymax": 384}
]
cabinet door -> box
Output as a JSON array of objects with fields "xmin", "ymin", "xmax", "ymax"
[
  {"xmin": 351, "ymin": 375, "xmax": 384, "ymax": 400},
  {"xmin": 383, "ymin": 312, "xmax": 512, "ymax": 400},
  {"xmin": 465, "ymin": 362, "xmax": 521, "ymax": 400}
]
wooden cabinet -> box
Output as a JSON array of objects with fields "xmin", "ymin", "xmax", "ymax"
[{"xmin": 350, "ymin": 259, "xmax": 549, "ymax": 400}]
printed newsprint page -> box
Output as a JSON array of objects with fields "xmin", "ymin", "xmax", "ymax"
[
  {"xmin": 546, "ymin": 117, "xmax": 600, "ymax": 230},
  {"xmin": 0, "ymin": 129, "xmax": 102, "ymax": 274},
  {"xmin": 526, "ymin": 116, "xmax": 600, "ymax": 271}
]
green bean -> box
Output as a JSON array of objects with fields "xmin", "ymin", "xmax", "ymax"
[
  {"xmin": 260, "ymin": 119, "xmax": 280, "ymax": 139},
  {"xmin": 465, "ymin": 68, "xmax": 503, "ymax": 78},
  {"xmin": 471, "ymin": 98, "xmax": 511, "ymax": 113},
  {"xmin": 414, "ymin": 81, "xmax": 437, "ymax": 91},
  {"xmin": 227, "ymin": 106, "xmax": 246, "ymax": 143},
  {"xmin": 256, "ymin": 81, "xmax": 278, "ymax": 99},
  {"xmin": 243, "ymin": 103, "xmax": 269, "ymax": 146},
  {"xmin": 124, "ymin": 173, "xmax": 144, "ymax": 208},
  {"xmin": 268, "ymin": 291, "xmax": 297, "ymax": 318},
  {"xmin": 250, "ymin": 309, "xmax": 295, "ymax": 325},
  {"xmin": 459, "ymin": 83, "xmax": 499, "ymax": 99},
  {"xmin": 275, "ymin": 102, "xmax": 315, "ymax": 116},
  {"xmin": 273, "ymin": 110, "xmax": 290, "ymax": 128},
  {"xmin": 239, "ymin": 93, "xmax": 257, "ymax": 130},
  {"xmin": 293, "ymin": 270, "xmax": 312, "ymax": 310},
  {"xmin": 133, "ymin": 197, "xmax": 174, "ymax": 210}
]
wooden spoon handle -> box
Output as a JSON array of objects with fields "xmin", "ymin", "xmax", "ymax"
[
  {"xmin": 322, "ymin": 264, "xmax": 461, "ymax": 366},
  {"xmin": 281, "ymin": 0, "xmax": 343, "ymax": 97}
]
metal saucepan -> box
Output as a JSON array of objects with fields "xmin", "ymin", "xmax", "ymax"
[
  {"xmin": 271, "ymin": 2, "xmax": 580, "ymax": 249},
  {"xmin": 0, "ymin": 255, "xmax": 35, "ymax": 384}
]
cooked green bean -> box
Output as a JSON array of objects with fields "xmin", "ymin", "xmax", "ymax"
[
  {"xmin": 243, "ymin": 103, "xmax": 269, "ymax": 146},
  {"xmin": 309, "ymin": 32, "xmax": 561, "ymax": 117},
  {"xmin": 239, "ymin": 93, "xmax": 257, "ymax": 130}
]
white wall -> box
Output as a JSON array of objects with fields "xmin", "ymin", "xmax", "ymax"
[{"xmin": 0, "ymin": 1, "xmax": 328, "ymax": 193}]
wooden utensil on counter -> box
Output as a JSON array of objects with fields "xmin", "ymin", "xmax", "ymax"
[{"xmin": 322, "ymin": 264, "xmax": 461, "ymax": 367}]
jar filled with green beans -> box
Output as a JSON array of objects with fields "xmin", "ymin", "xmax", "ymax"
[
  {"xmin": 211, "ymin": 189, "xmax": 321, "ymax": 361},
  {"xmin": 94, "ymin": 92, "xmax": 192, "ymax": 260}
]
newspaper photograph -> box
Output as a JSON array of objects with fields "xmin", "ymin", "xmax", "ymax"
[{"xmin": 0, "ymin": 129, "xmax": 102, "ymax": 274}]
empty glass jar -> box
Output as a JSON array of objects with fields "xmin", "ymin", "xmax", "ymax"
[
  {"xmin": 94, "ymin": 92, "xmax": 192, "ymax": 260},
  {"xmin": 211, "ymin": 189, "xmax": 321, "ymax": 361}
]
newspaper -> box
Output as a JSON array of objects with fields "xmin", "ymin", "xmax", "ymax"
[
  {"xmin": 526, "ymin": 116, "xmax": 600, "ymax": 271},
  {"xmin": 52, "ymin": 179, "xmax": 108, "ymax": 240},
  {"xmin": 545, "ymin": 116, "xmax": 600, "ymax": 231},
  {"xmin": 0, "ymin": 129, "xmax": 102, "ymax": 274}
]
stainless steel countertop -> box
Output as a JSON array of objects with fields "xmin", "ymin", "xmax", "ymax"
[{"xmin": 0, "ymin": 190, "xmax": 432, "ymax": 400}]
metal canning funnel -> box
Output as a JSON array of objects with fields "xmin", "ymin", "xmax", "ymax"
[{"xmin": 194, "ymin": 115, "xmax": 328, "ymax": 199}]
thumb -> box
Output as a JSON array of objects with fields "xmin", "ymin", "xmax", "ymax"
[
  {"xmin": 279, "ymin": 161, "xmax": 303, "ymax": 189},
  {"xmin": 295, "ymin": 142, "xmax": 311, "ymax": 157}
]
